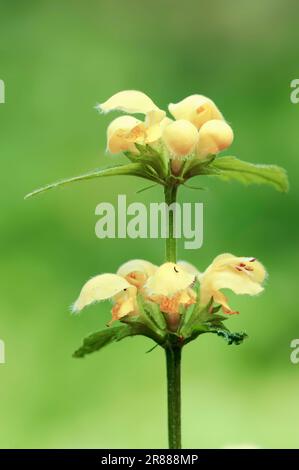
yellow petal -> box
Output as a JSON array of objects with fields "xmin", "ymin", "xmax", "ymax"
[
  {"xmin": 145, "ymin": 116, "xmax": 173, "ymax": 143},
  {"xmin": 98, "ymin": 90, "xmax": 165, "ymax": 122},
  {"xmin": 117, "ymin": 259, "xmax": 157, "ymax": 278},
  {"xmin": 117, "ymin": 260, "xmax": 158, "ymax": 289},
  {"xmin": 196, "ymin": 120, "xmax": 234, "ymax": 159},
  {"xmin": 72, "ymin": 274, "xmax": 132, "ymax": 312},
  {"xmin": 168, "ymin": 95, "xmax": 223, "ymax": 129},
  {"xmin": 200, "ymin": 254, "xmax": 267, "ymax": 312},
  {"xmin": 206, "ymin": 254, "xmax": 267, "ymax": 285},
  {"xmin": 111, "ymin": 287, "xmax": 138, "ymax": 322},
  {"xmin": 177, "ymin": 288, "xmax": 196, "ymax": 305},
  {"xmin": 107, "ymin": 115, "xmax": 146, "ymax": 154},
  {"xmin": 162, "ymin": 119, "xmax": 198, "ymax": 158},
  {"xmin": 145, "ymin": 262, "xmax": 195, "ymax": 297},
  {"xmin": 159, "ymin": 117, "xmax": 173, "ymax": 130}
]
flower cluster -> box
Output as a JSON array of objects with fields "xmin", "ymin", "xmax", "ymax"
[
  {"xmin": 73, "ymin": 255, "xmax": 266, "ymax": 336},
  {"xmin": 97, "ymin": 90, "xmax": 234, "ymax": 173},
  {"xmin": 26, "ymin": 90, "xmax": 288, "ymax": 199}
]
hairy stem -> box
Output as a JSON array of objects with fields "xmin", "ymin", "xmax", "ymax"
[
  {"xmin": 164, "ymin": 181, "xmax": 181, "ymax": 448},
  {"xmin": 165, "ymin": 345, "xmax": 182, "ymax": 449}
]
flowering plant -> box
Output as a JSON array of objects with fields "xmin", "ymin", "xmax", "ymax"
[{"xmin": 26, "ymin": 90, "xmax": 288, "ymax": 449}]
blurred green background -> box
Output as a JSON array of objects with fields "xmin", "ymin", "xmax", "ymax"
[{"xmin": 1, "ymin": 0, "xmax": 299, "ymax": 449}]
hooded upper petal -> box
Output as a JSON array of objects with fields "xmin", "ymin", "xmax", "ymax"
[
  {"xmin": 168, "ymin": 95, "xmax": 223, "ymax": 129},
  {"xmin": 117, "ymin": 259, "xmax": 158, "ymax": 288},
  {"xmin": 200, "ymin": 253, "xmax": 267, "ymax": 313},
  {"xmin": 98, "ymin": 90, "xmax": 165, "ymax": 122},
  {"xmin": 145, "ymin": 262, "xmax": 195, "ymax": 297},
  {"xmin": 196, "ymin": 120, "xmax": 234, "ymax": 158},
  {"xmin": 106, "ymin": 115, "xmax": 146, "ymax": 154},
  {"xmin": 178, "ymin": 260, "xmax": 202, "ymax": 280},
  {"xmin": 72, "ymin": 273, "xmax": 133, "ymax": 312},
  {"xmin": 117, "ymin": 259, "xmax": 157, "ymax": 278}
]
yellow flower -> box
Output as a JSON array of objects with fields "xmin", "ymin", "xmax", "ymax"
[
  {"xmin": 168, "ymin": 95, "xmax": 224, "ymax": 129},
  {"xmin": 145, "ymin": 262, "xmax": 195, "ymax": 296},
  {"xmin": 98, "ymin": 90, "xmax": 166, "ymax": 154},
  {"xmin": 98, "ymin": 91, "xmax": 233, "ymax": 162},
  {"xmin": 72, "ymin": 273, "xmax": 137, "ymax": 321},
  {"xmin": 196, "ymin": 120, "xmax": 234, "ymax": 159},
  {"xmin": 145, "ymin": 261, "xmax": 195, "ymax": 306},
  {"xmin": 199, "ymin": 253, "xmax": 267, "ymax": 314},
  {"xmin": 72, "ymin": 255, "xmax": 266, "ymax": 332},
  {"xmin": 144, "ymin": 262, "xmax": 196, "ymax": 331},
  {"xmin": 72, "ymin": 259, "xmax": 156, "ymax": 323},
  {"xmin": 107, "ymin": 116, "xmax": 146, "ymax": 154}
]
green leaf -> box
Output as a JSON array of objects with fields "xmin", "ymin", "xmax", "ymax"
[
  {"xmin": 185, "ymin": 321, "xmax": 247, "ymax": 346},
  {"xmin": 73, "ymin": 322, "xmax": 160, "ymax": 358},
  {"xmin": 73, "ymin": 325, "xmax": 129, "ymax": 358},
  {"xmin": 211, "ymin": 328, "xmax": 248, "ymax": 345},
  {"xmin": 25, "ymin": 163, "xmax": 164, "ymax": 199},
  {"xmin": 207, "ymin": 156, "xmax": 289, "ymax": 192},
  {"xmin": 204, "ymin": 314, "xmax": 228, "ymax": 327}
]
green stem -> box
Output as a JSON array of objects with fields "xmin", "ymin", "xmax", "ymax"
[
  {"xmin": 165, "ymin": 345, "xmax": 182, "ymax": 449},
  {"xmin": 164, "ymin": 183, "xmax": 178, "ymax": 263},
  {"xmin": 164, "ymin": 181, "xmax": 181, "ymax": 448}
]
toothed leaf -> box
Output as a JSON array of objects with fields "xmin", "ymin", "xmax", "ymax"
[
  {"xmin": 73, "ymin": 322, "xmax": 159, "ymax": 358},
  {"xmin": 25, "ymin": 163, "xmax": 164, "ymax": 199},
  {"xmin": 207, "ymin": 156, "xmax": 289, "ymax": 192}
]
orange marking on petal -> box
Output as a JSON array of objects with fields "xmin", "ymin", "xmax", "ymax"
[{"xmin": 196, "ymin": 105, "xmax": 205, "ymax": 114}]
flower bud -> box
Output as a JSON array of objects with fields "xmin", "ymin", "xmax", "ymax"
[
  {"xmin": 168, "ymin": 95, "xmax": 223, "ymax": 129},
  {"xmin": 162, "ymin": 119, "xmax": 198, "ymax": 158},
  {"xmin": 196, "ymin": 120, "xmax": 234, "ymax": 159}
]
